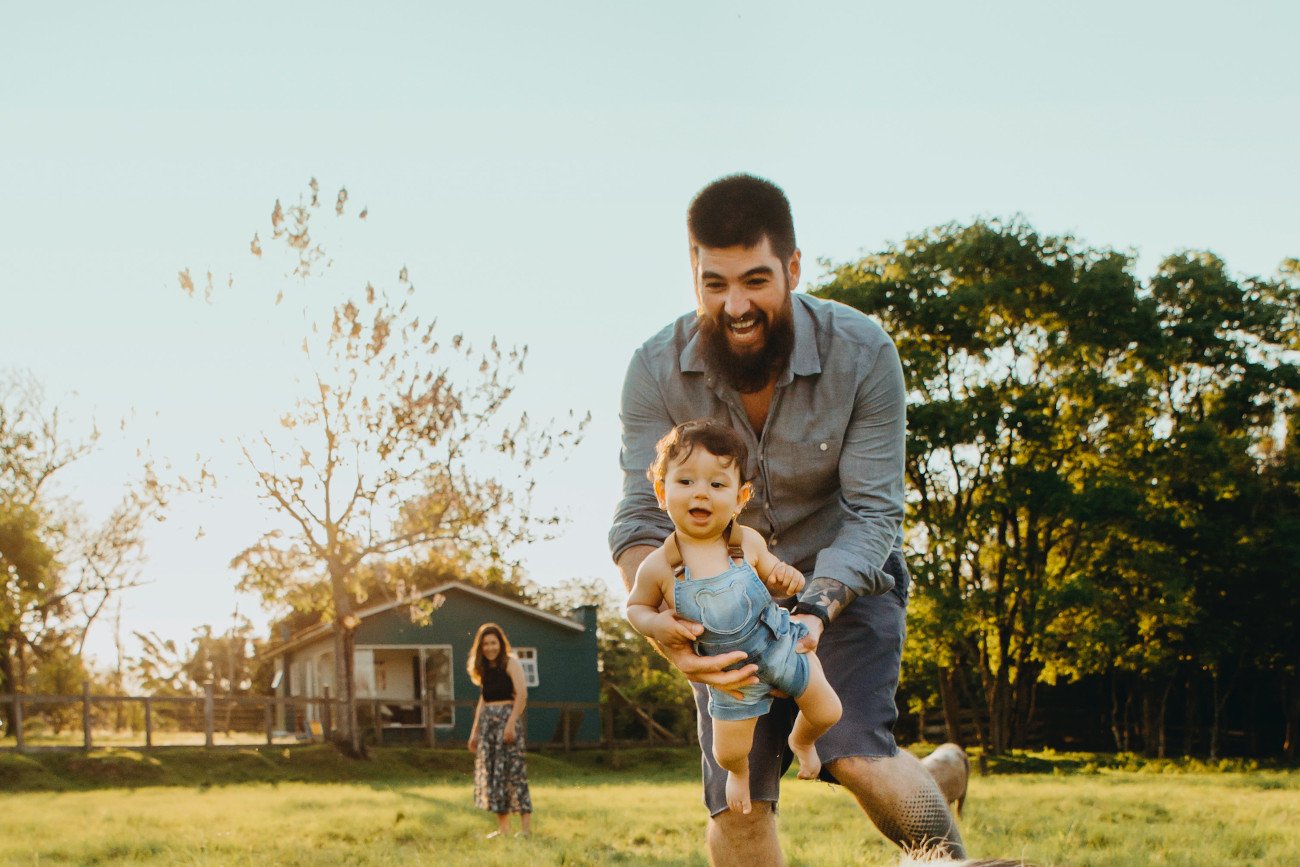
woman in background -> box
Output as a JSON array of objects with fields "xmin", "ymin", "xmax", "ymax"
[{"xmin": 467, "ymin": 622, "xmax": 533, "ymax": 838}]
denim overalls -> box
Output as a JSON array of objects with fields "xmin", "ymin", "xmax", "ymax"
[{"xmin": 670, "ymin": 530, "xmax": 810, "ymax": 721}]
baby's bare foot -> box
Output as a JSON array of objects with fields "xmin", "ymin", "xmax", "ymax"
[
  {"xmin": 788, "ymin": 734, "xmax": 821, "ymax": 780},
  {"xmin": 725, "ymin": 769, "xmax": 752, "ymax": 815}
]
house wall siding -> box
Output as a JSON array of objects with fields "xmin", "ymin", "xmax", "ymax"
[{"xmin": 279, "ymin": 586, "xmax": 600, "ymax": 744}]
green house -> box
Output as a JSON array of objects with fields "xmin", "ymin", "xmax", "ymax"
[{"xmin": 267, "ymin": 581, "xmax": 601, "ymax": 745}]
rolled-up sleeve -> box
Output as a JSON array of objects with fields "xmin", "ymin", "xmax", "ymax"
[
  {"xmin": 810, "ymin": 337, "xmax": 906, "ymax": 596},
  {"xmin": 609, "ymin": 348, "xmax": 675, "ymax": 561}
]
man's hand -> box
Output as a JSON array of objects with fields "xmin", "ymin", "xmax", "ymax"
[
  {"xmin": 648, "ymin": 611, "xmax": 758, "ymax": 700},
  {"xmin": 468, "ymin": 733, "xmax": 479, "ymax": 752},
  {"xmin": 765, "ymin": 562, "xmax": 804, "ymax": 596},
  {"xmin": 660, "ymin": 639, "xmax": 758, "ymax": 700},
  {"xmin": 790, "ymin": 613, "xmax": 824, "ymax": 653}
]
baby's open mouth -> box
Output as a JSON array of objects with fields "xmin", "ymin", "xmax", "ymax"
[{"xmin": 689, "ymin": 508, "xmax": 711, "ymax": 519}]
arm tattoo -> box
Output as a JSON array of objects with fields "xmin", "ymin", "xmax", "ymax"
[{"xmin": 799, "ymin": 578, "xmax": 860, "ymax": 625}]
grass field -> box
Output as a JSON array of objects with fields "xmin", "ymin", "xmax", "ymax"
[{"xmin": 1, "ymin": 746, "xmax": 1297, "ymax": 865}]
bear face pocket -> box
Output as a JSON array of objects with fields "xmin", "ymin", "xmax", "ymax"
[{"xmin": 692, "ymin": 580, "xmax": 753, "ymax": 636}]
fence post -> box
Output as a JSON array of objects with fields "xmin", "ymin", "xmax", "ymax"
[
  {"xmin": 203, "ymin": 682, "xmax": 214, "ymax": 748},
  {"xmin": 424, "ymin": 693, "xmax": 435, "ymax": 747},
  {"xmin": 372, "ymin": 699, "xmax": 382, "ymax": 747},
  {"xmin": 562, "ymin": 708, "xmax": 572, "ymax": 754},
  {"xmin": 144, "ymin": 698, "xmax": 153, "ymax": 748},
  {"xmin": 603, "ymin": 702, "xmax": 619, "ymax": 769},
  {"xmin": 82, "ymin": 681, "xmax": 92, "ymax": 751},
  {"xmin": 322, "ymin": 687, "xmax": 332, "ymax": 741},
  {"xmin": 12, "ymin": 696, "xmax": 23, "ymax": 753},
  {"xmin": 265, "ymin": 698, "xmax": 274, "ymax": 746}
]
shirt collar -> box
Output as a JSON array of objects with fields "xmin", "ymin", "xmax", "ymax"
[{"xmin": 680, "ymin": 294, "xmax": 822, "ymax": 383}]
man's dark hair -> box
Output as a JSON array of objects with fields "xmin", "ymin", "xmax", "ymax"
[
  {"xmin": 648, "ymin": 418, "xmax": 752, "ymax": 485},
  {"xmin": 687, "ymin": 174, "xmax": 796, "ymax": 262}
]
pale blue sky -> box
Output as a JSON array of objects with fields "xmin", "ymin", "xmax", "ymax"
[{"xmin": 3, "ymin": 1, "xmax": 1296, "ymax": 665}]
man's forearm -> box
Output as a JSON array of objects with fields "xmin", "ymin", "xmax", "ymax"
[
  {"xmin": 796, "ymin": 577, "xmax": 860, "ymax": 628},
  {"xmin": 615, "ymin": 544, "xmax": 657, "ymax": 593}
]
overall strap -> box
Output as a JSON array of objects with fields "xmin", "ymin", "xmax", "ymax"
[
  {"xmin": 726, "ymin": 520, "xmax": 745, "ymax": 564},
  {"xmin": 664, "ymin": 522, "xmax": 746, "ymax": 579},
  {"xmin": 663, "ymin": 532, "xmax": 687, "ymax": 580}
]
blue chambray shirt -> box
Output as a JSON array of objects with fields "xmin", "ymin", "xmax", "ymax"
[{"xmin": 609, "ymin": 292, "xmax": 906, "ymax": 597}]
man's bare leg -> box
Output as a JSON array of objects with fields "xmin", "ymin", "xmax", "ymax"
[
  {"xmin": 827, "ymin": 751, "xmax": 966, "ymax": 859},
  {"xmin": 706, "ymin": 801, "xmax": 783, "ymax": 867}
]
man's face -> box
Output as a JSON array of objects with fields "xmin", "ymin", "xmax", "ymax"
[{"xmin": 693, "ymin": 236, "xmax": 800, "ymax": 392}]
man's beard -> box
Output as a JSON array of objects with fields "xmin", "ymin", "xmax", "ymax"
[{"xmin": 699, "ymin": 294, "xmax": 795, "ymax": 394}]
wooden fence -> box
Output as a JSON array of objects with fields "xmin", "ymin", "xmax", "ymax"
[{"xmin": 0, "ymin": 685, "xmax": 692, "ymax": 755}]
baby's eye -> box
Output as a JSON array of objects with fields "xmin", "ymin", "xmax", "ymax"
[
  {"xmin": 711, "ymin": 481, "xmax": 726, "ymax": 488},
  {"xmin": 676, "ymin": 477, "xmax": 693, "ymax": 485}
]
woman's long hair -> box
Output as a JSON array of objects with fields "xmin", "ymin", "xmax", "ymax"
[{"xmin": 467, "ymin": 622, "xmax": 512, "ymax": 685}]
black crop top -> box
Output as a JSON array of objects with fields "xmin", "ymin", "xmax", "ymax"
[{"xmin": 480, "ymin": 664, "xmax": 514, "ymax": 702}]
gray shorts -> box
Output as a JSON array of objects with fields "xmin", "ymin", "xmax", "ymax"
[{"xmin": 694, "ymin": 553, "xmax": 910, "ymax": 816}]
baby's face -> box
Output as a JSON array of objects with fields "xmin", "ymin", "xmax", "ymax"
[{"xmin": 655, "ymin": 447, "xmax": 749, "ymax": 541}]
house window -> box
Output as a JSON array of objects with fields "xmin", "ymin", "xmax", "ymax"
[{"xmin": 515, "ymin": 647, "xmax": 539, "ymax": 687}]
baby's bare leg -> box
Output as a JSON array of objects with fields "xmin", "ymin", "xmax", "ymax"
[
  {"xmin": 789, "ymin": 653, "xmax": 842, "ymax": 780},
  {"xmin": 712, "ymin": 717, "xmax": 760, "ymax": 815}
]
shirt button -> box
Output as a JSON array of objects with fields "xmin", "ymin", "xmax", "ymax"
[
  {"xmin": 770, "ymin": 536, "xmax": 779, "ymax": 547},
  {"xmin": 819, "ymin": 442, "xmax": 828, "ymax": 451}
]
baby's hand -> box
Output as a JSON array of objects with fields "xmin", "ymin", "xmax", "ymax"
[
  {"xmin": 649, "ymin": 608, "xmax": 702, "ymax": 647},
  {"xmin": 766, "ymin": 562, "xmax": 804, "ymax": 596}
]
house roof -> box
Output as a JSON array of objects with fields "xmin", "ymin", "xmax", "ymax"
[{"xmin": 263, "ymin": 581, "xmax": 586, "ymax": 658}]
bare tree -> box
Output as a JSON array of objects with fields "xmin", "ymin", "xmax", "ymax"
[
  {"xmin": 0, "ymin": 374, "xmax": 164, "ymax": 712},
  {"xmin": 191, "ymin": 180, "xmax": 586, "ymax": 755}
]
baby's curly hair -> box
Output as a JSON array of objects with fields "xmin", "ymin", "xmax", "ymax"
[{"xmin": 648, "ymin": 418, "xmax": 751, "ymax": 485}]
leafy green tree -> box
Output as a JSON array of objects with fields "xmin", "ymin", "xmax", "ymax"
[
  {"xmin": 1139, "ymin": 253, "xmax": 1297, "ymax": 757},
  {"xmin": 819, "ymin": 220, "xmax": 1168, "ymax": 753},
  {"xmin": 818, "ymin": 226, "xmax": 1297, "ymax": 756}
]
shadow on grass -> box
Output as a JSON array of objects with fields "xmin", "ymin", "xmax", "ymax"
[
  {"xmin": 4, "ymin": 743, "xmax": 1286, "ymax": 795},
  {"xmin": 0, "ymin": 745, "xmax": 701, "ymax": 794}
]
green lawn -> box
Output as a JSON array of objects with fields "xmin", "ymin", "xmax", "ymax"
[{"xmin": 0, "ymin": 747, "xmax": 1296, "ymax": 865}]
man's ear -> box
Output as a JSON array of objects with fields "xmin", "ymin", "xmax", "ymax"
[
  {"xmin": 786, "ymin": 248, "xmax": 802, "ymax": 292},
  {"xmin": 737, "ymin": 482, "xmax": 753, "ymax": 513},
  {"xmin": 653, "ymin": 478, "xmax": 667, "ymax": 508}
]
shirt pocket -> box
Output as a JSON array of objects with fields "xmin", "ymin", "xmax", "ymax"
[{"xmin": 769, "ymin": 437, "xmax": 841, "ymax": 494}]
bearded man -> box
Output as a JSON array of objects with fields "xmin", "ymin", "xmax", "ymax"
[{"xmin": 610, "ymin": 174, "xmax": 966, "ymax": 864}]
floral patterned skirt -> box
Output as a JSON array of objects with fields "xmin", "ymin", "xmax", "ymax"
[{"xmin": 474, "ymin": 703, "xmax": 532, "ymax": 814}]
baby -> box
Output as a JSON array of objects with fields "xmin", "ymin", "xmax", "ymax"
[{"xmin": 626, "ymin": 418, "xmax": 842, "ymax": 814}]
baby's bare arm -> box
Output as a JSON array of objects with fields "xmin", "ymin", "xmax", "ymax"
[
  {"xmin": 742, "ymin": 526, "xmax": 804, "ymax": 596},
  {"xmin": 626, "ymin": 553, "xmax": 698, "ymax": 644}
]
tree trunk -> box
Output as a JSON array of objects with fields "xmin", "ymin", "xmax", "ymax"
[
  {"xmin": 938, "ymin": 665, "xmax": 963, "ymax": 744},
  {"xmin": 331, "ymin": 625, "xmax": 364, "ymax": 757},
  {"xmin": 1246, "ymin": 675, "xmax": 1260, "ymax": 757},
  {"xmin": 1156, "ymin": 677, "xmax": 1173, "ymax": 760},
  {"xmin": 1183, "ymin": 669, "xmax": 1198, "ymax": 757},
  {"xmin": 1283, "ymin": 671, "xmax": 1298, "ymax": 763},
  {"xmin": 0, "ymin": 643, "xmax": 15, "ymax": 735},
  {"xmin": 1210, "ymin": 669, "xmax": 1222, "ymax": 761},
  {"xmin": 988, "ymin": 662, "xmax": 1012, "ymax": 755},
  {"xmin": 1140, "ymin": 682, "xmax": 1155, "ymax": 758},
  {"xmin": 1109, "ymin": 672, "xmax": 1124, "ymax": 752},
  {"xmin": 1011, "ymin": 660, "xmax": 1038, "ymax": 749}
]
